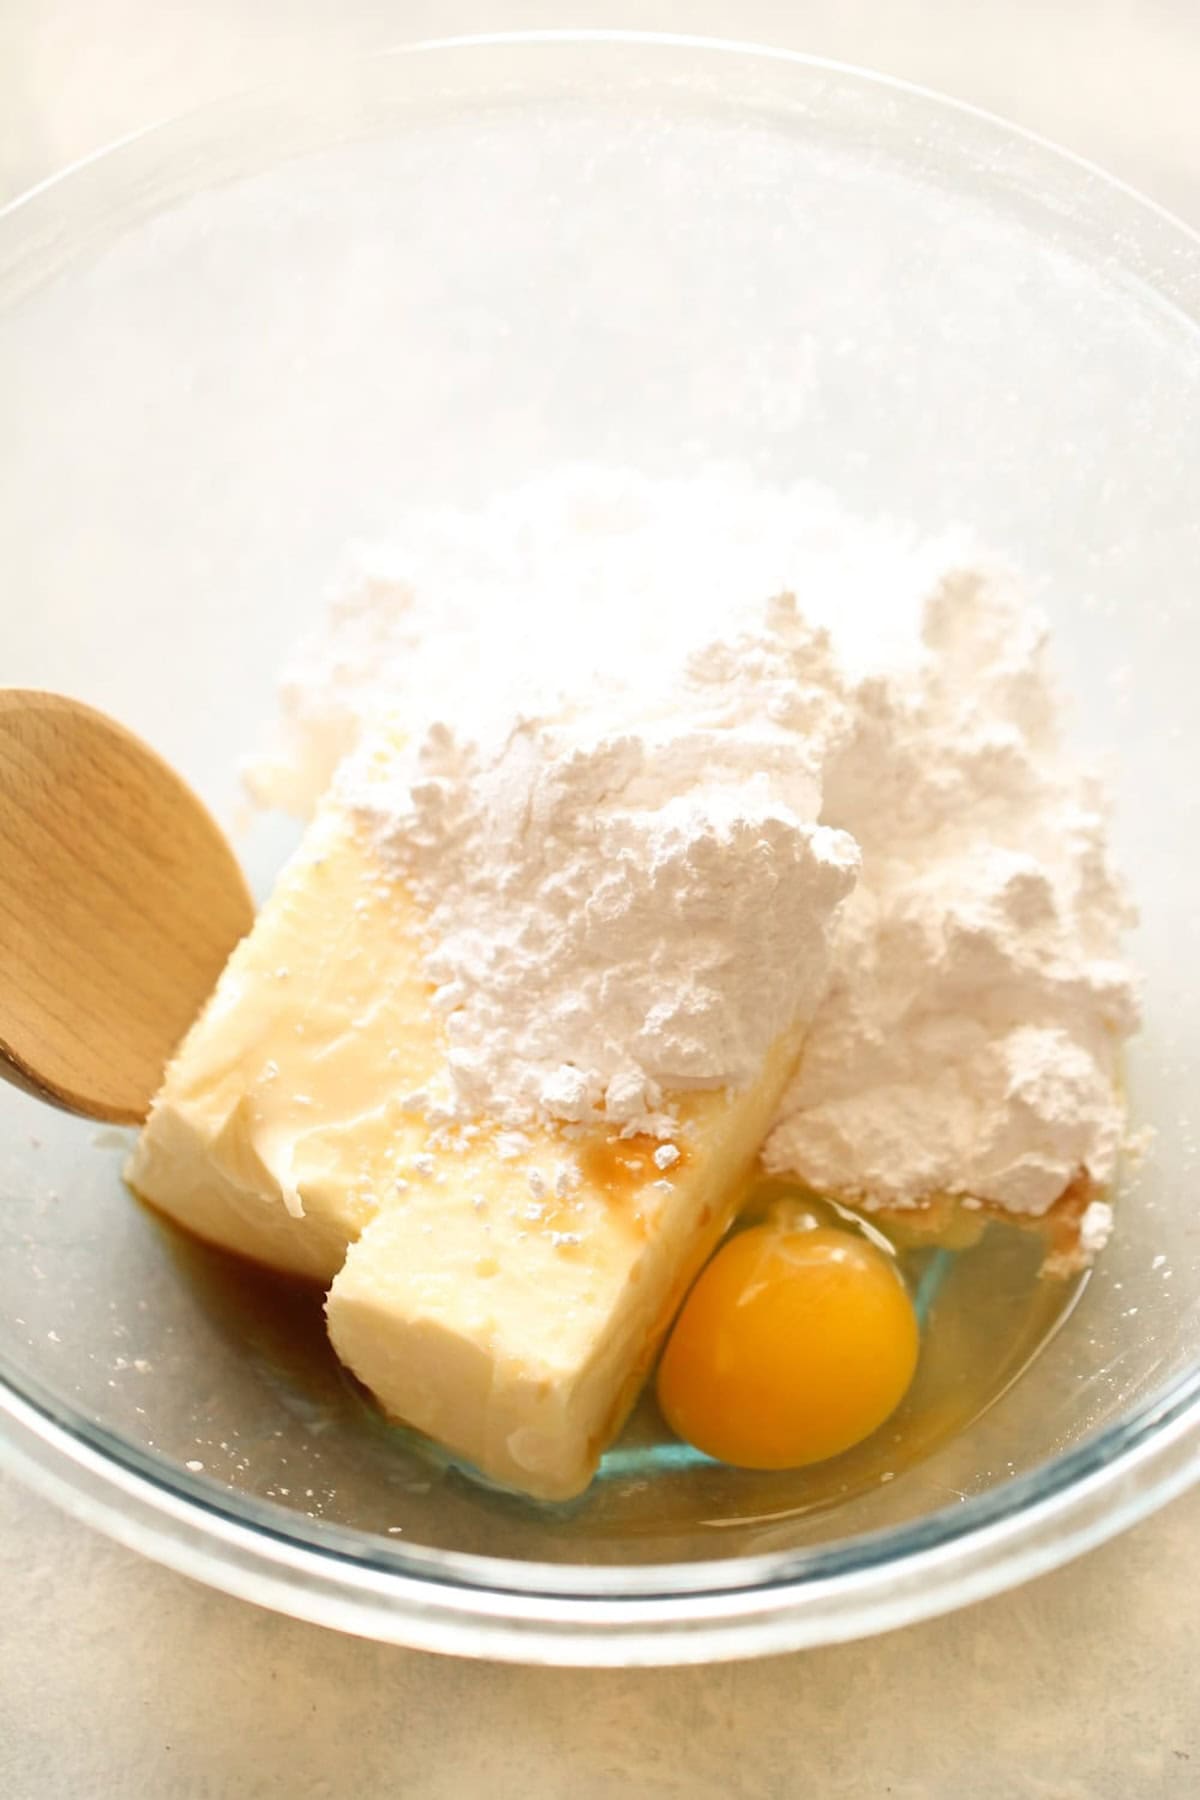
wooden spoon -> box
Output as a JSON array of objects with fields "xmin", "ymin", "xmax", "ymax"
[{"xmin": 0, "ymin": 690, "xmax": 255, "ymax": 1124}]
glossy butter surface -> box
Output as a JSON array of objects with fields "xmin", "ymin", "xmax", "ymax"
[{"xmin": 129, "ymin": 796, "xmax": 805, "ymax": 1496}]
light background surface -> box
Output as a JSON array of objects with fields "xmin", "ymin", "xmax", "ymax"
[{"xmin": 2, "ymin": 5, "xmax": 1199, "ymax": 1796}]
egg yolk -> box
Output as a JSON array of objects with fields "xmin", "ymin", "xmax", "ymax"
[{"xmin": 655, "ymin": 1223, "xmax": 919, "ymax": 1469}]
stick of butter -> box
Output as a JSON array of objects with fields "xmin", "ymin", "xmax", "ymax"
[{"xmin": 130, "ymin": 787, "xmax": 849, "ymax": 1499}]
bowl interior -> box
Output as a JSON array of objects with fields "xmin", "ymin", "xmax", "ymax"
[{"xmin": 2, "ymin": 38, "xmax": 1199, "ymax": 1576}]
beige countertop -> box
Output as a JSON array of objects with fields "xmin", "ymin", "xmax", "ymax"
[
  {"xmin": 2, "ymin": 4, "xmax": 1199, "ymax": 1795},
  {"xmin": 2, "ymin": 1470, "xmax": 1199, "ymax": 1798}
]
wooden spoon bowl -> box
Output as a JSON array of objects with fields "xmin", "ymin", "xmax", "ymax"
[{"xmin": 0, "ymin": 690, "xmax": 255, "ymax": 1123}]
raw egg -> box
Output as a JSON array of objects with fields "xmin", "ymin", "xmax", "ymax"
[{"xmin": 656, "ymin": 1222, "xmax": 919, "ymax": 1469}]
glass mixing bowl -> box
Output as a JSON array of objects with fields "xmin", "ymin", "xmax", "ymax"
[{"xmin": 2, "ymin": 32, "xmax": 1199, "ymax": 1665}]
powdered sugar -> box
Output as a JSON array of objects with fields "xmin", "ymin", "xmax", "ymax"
[
  {"xmin": 243, "ymin": 467, "xmax": 960, "ymax": 817},
  {"xmin": 764, "ymin": 568, "xmax": 1139, "ymax": 1215},
  {"xmin": 341, "ymin": 594, "xmax": 859, "ymax": 1135},
  {"xmin": 246, "ymin": 468, "xmax": 1138, "ymax": 1231}
]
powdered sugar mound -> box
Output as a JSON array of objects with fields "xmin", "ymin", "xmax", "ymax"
[
  {"xmin": 764, "ymin": 568, "xmax": 1139, "ymax": 1214},
  {"xmin": 343, "ymin": 594, "xmax": 859, "ymax": 1134},
  {"xmin": 247, "ymin": 469, "xmax": 1138, "ymax": 1241},
  {"xmin": 244, "ymin": 466, "xmax": 959, "ymax": 817}
]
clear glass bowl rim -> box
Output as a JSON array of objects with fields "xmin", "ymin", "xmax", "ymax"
[{"xmin": 2, "ymin": 28, "xmax": 1199, "ymax": 1664}]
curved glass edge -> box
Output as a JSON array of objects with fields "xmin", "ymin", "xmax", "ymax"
[
  {"xmin": 2, "ymin": 1370, "xmax": 1198, "ymax": 1663},
  {"xmin": 1, "ymin": 30, "xmax": 1199, "ymax": 1654},
  {"xmin": 5, "ymin": 28, "xmax": 1200, "ymax": 254},
  {"xmin": 3, "ymin": 31, "xmax": 1200, "ymax": 311}
]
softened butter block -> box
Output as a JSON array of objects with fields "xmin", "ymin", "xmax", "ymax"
[
  {"xmin": 127, "ymin": 805, "xmax": 444, "ymax": 1282},
  {"xmin": 326, "ymin": 1032, "xmax": 804, "ymax": 1499},
  {"xmin": 129, "ymin": 793, "xmax": 818, "ymax": 1498}
]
